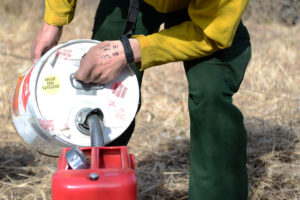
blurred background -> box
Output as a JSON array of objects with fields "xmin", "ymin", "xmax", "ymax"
[{"xmin": 0, "ymin": 0, "xmax": 299, "ymax": 199}]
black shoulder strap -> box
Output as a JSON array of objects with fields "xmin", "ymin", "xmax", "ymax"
[
  {"xmin": 120, "ymin": 0, "xmax": 140, "ymax": 64},
  {"xmin": 121, "ymin": 0, "xmax": 140, "ymax": 38}
]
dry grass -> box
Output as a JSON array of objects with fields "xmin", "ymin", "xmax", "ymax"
[{"xmin": 0, "ymin": 0, "xmax": 299, "ymax": 199}]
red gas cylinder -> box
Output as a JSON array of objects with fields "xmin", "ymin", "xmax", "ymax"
[{"xmin": 52, "ymin": 146, "xmax": 137, "ymax": 200}]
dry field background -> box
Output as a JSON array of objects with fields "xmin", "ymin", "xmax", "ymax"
[{"xmin": 0, "ymin": 0, "xmax": 299, "ymax": 199}]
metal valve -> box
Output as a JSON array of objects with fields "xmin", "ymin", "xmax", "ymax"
[
  {"xmin": 65, "ymin": 147, "xmax": 89, "ymax": 169},
  {"xmin": 74, "ymin": 108, "xmax": 105, "ymax": 147},
  {"xmin": 67, "ymin": 108, "xmax": 105, "ymax": 169},
  {"xmin": 75, "ymin": 108, "xmax": 103, "ymax": 135}
]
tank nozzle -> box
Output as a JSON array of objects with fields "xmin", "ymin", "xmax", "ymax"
[{"xmin": 75, "ymin": 108, "xmax": 105, "ymax": 147}]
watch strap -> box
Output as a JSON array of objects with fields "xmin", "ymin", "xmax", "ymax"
[
  {"xmin": 120, "ymin": 0, "xmax": 139, "ymax": 64},
  {"xmin": 120, "ymin": 35, "xmax": 135, "ymax": 64}
]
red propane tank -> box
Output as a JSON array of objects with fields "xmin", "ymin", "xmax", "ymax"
[{"xmin": 52, "ymin": 146, "xmax": 137, "ymax": 200}]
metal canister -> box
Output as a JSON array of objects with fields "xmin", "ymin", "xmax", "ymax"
[{"xmin": 10, "ymin": 39, "xmax": 139, "ymax": 156}]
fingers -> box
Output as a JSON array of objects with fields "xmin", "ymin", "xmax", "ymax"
[
  {"xmin": 30, "ymin": 47, "xmax": 41, "ymax": 63},
  {"xmin": 74, "ymin": 67, "xmax": 93, "ymax": 84},
  {"xmin": 75, "ymin": 40, "xmax": 126, "ymax": 84},
  {"xmin": 31, "ymin": 41, "xmax": 56, "ymax": 63},
  {"xmin": 76, "ymin": 63, "xmax": 116, "ymax": 85},
  {"xmin": 30, "ymin": 22, "xmax": 63, "ymax": 63},
  {"xmin": 74, "ymin": 48, "xmax": 97, "ymax": 83},
  {"xmin": 30, "ymin": 37, "xmax": 43, "ymax": 63},
  {"xmin": 91, "ymin": 71, "xmax": 110, "ymax": 84},
  {"xmin": 76, "ymin": 63, "xmax": 106, "ymax": 84},
  {"xmin": 90, "ymin": 67, "xmax": 103, "ymax": 83},
  {"xmin": 30, "ymin": 41, "xmax": 48, "ymax": 63}
]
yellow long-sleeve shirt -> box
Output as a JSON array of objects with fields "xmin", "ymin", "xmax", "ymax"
[{"xmin": 44, "ymin": 0, "xmax": 249, "ymax": 70}]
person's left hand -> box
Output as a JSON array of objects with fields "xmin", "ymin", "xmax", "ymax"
[{"xmin": 74, "ymin": 40, "xmax": 127, "ymax": 84}]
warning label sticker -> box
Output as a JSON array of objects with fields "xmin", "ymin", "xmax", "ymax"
[
  {"xmin": 22, "ymin": 67, "xmax": 34, "ymax": 111},
  {"xmin": 55, "ymin": 49, "xmax": 72, "ymax": 60},
  {"xmin": 38, "ymin": 119, "xmax": 54, "ymax": 132},
  {"xmin": 12, "ymin": 76, "xmax": 24, "ymax": 116},
  {"xmin": 41, "ymin": 76, "xmax": 60, "ymax": 95},
  {"xmin": 111, "ymin": 81, "xmax": 128, "ymax": 98}
]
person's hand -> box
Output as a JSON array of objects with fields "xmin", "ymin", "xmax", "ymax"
[
  {"xmin": 31, "ymin": 22, "xmax": 63, "ymax": 63},
  {"xmin": 75, "ymin": 39, "xmax": 141, "ymax": 84}
]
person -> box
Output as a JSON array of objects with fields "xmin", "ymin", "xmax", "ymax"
[{"xmin": 31, "ymin": 0, "xmax": 251, "ymax": 199}]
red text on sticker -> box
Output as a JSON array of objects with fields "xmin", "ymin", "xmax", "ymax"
[
  {"xmin": 39, "ymin": 119, "xmax": 54, "ymax": 132},
  {"xmin": 56, "ymin": 49, "xmax": 72, "ymax": 60},
  {"xmin": 111, "ymin": 81, "xmax": 128, "ymax": 98}
]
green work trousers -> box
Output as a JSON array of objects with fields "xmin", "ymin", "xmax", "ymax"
[{"xmin": 92, "ymin": 1, "xmax": 251, "ymax": 199}]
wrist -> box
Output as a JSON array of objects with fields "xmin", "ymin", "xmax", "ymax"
[
  {"xmin": 129, "ymin": 39, "xmax": 141, "ymax": 63},
  {"xmin": 43, "ymin": 21, "xmax": 63, "ymax": 32},
  {"xmin": 120, "ymin": 36, "xmax": 141, "ymax": 64},
  {"xmin": 120, "ymin": 36, "xmax": 134, "ymax": 64},
  {"xmin": 40, "ymin": 21, "xmax": 63, "ymax": 43}
]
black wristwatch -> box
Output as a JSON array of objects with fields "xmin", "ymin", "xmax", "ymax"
[{"xmin": 120, "ymin": 35, "xmax": 135, "ymax": 64}]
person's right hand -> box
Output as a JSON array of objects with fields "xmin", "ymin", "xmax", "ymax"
[{"xmin": 31, "ymin": 22, "xmax": 63, "ymax": 63}]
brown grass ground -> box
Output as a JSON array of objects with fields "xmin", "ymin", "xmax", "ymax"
[{"xmin": 0, "ymin": 1, "xmax": 299, "ymax": 199}]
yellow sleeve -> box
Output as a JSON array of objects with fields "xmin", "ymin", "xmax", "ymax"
[
  {"xmin": 44, "ymin": 0, "xmax": 77, "ymax": 26},
  {"xmin": 133, "ymin": 0, "xmax": 249, "ymax": 71}
]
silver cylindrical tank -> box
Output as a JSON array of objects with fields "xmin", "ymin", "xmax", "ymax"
[{"xmin": 10, "ymin": 39, "xmax": 139, "ymax": 156}]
